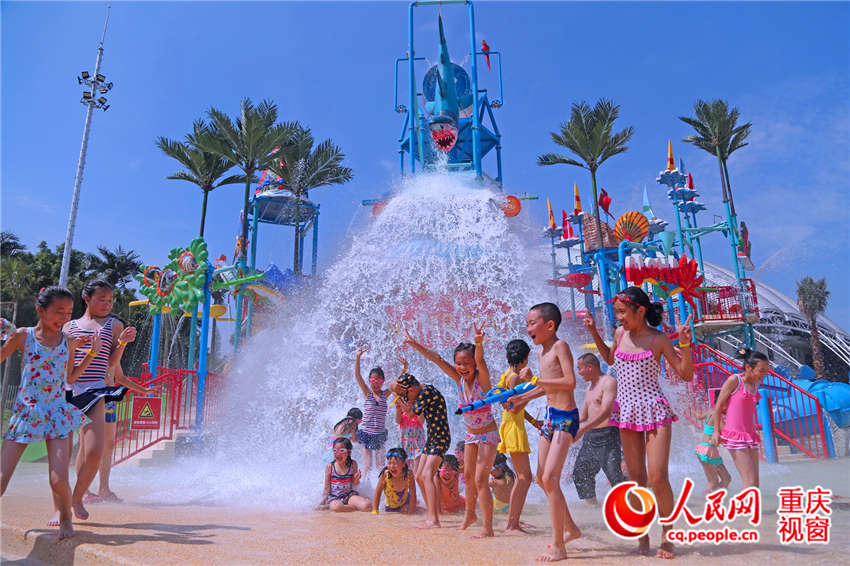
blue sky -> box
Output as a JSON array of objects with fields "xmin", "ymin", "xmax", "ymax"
[{"xmin": 2, "ymin": 1, "xmax": 848, "ymax": 327}]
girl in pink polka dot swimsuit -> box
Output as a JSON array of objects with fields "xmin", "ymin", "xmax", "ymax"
[{"xmin": 585, "ymin": 286, "xmax": 694, "ymax": 560}]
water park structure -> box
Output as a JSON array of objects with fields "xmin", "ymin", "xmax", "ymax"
[{"xmin": 39, "ymin": 0, "xmax": 849, "ymax": 476}]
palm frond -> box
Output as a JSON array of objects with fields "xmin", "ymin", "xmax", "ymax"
[{"xmin": 536, "ymin": 153, "xmax": 584, "ymax": 168}]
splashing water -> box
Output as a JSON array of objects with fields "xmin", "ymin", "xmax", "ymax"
[{"xmin": 131, "ymin": 171, "xmax": 708, "ymax": 509}]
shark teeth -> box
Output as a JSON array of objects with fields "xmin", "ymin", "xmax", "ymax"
[{"xmin": 431, "ymin": 128, "xmax": 457, "ymax": 151}]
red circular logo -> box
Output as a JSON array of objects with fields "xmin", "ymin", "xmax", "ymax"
[{"xmin": 603, "ymin": 482, "xmax": 658, "ymax": 539}]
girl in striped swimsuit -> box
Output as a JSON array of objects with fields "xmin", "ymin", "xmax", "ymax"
[
  {"xmin": 353, "ymin": 345, "xmax": 393, "ymax": 476},
  {"xmin": 58, "ymin": 280, "xmax": 136, "ymax": 523},
  {"xmin": 321, "ymin": 438, "xmax": 371, "ymax": 512}
]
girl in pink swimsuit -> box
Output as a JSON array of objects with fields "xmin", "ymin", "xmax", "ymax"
[
  {"xmin": 403, "ymin": 322, "xmax": 499, "ymax": 538},
  {"xmin": 711, "ymin": 348, "xmax": 770, "ymax": 489},
  {"xmin": 585, "ymin": 286, "xmax": 694, "ymax": 560}
]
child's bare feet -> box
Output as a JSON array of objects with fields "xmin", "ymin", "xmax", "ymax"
[
  {"xmin": 459, "ymin": 514, "xmax": 477, "ymax": 530},
  {"xmin": 83, "ymin": 491, "xmax": 102, "ymax": 504},
  {"xmin": 71, "ymin": 501, "xmax": 89, "ymax": 520},
  {"xmin": 637, "ymin": 536, "xmax": 651, "ymax": 556},
  {"xmin": 417, "ymin": 520, "xmax": 441, "ymax": 529},
  {"xmin": 536, "ymin": 546, "xmax": 568, "ymax": 562},
  {"xmin": 471, "ymin": 527, "xmax": 495, "ymax": 539},
  {"xmin": 657, "ymin": 541, "xmax": 675, "ymax": 559},
  {"xmin": 47, "ymin": 511, "xmax": 60, "ymax": 527},
  {"xmin": 504, "ymin": 524, "xmax": 531, "ymax": 535},
  {"xmin": 58, "ymin": 520, "xmax": 75, "ymax": 541},
  {"xmin": 98, "ymin": 490, "xmax": 122, "ymax": 502},
  {"xmin": 563, "ymin": 527, "xmax": 582, "ymax": 544}
]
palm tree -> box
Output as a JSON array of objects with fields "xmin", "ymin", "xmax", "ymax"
[
  {"xmin": 267, "ymin": 127, "xmax": 353, "ymax": 274},
  {"xmin": 796, "ymin": 277, "xmax": 830, "ymax": 380},
  {"xmin": 89, "ymin": 245, "xmax": 141, "ymax": 290},
  {"xmin": 156, "ymin": 121, "xmax": 248, "ymax": 237},
  {"xmin": 679, "ymin": 99, "xmax": 751, "ymax": 216},
  {"xmin": 0, "ymin": 256, "xmax": 35, "ymax": 416},
  {"xmin": 200, "ymin": 98, "xmax": 298, "ymax": 267},
  {"xmin": 537, "ymin": 99, "xmax": 634, "ymax": 248},
  {"xmin": 0, "ymin": 232, "xmax": 26, "ymax": 257}
]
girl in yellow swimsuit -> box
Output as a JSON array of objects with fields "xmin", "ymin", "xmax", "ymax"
[
  {"xmin": 372, "ymin": 448, "xmax": 417, "ymax": 514},
  {"xmin": 497, "ymin": 339, "xmax": 541, "ymax": 533}
]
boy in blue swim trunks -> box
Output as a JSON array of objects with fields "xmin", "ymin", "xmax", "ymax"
[{"xmin": 511, "ymin": 302, "xmax": 580, "ymax": 562}]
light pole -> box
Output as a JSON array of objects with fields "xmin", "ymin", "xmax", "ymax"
[{"xmin": 59, "ymin": 6, "xmax": 113, "ymax": 286}]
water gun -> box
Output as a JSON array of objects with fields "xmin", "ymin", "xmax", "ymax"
[{"xmin": 455, "ymin": 377, "xmax": 538, "ymax": 415}]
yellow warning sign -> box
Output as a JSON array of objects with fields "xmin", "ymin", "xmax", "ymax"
[{"xmin": 131, "ymin": 397, "xmax": 162, "ymax": 430}]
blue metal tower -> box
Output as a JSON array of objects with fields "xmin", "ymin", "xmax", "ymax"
[{"xmin": 394, "ymin": 1, "xmax": 504, "ymax": 185}]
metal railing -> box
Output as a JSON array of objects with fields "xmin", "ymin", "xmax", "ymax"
[
  {"xmin": 111, "ymin": 364, "xmax": 223, "ymax": 466},
  {"xmin": 683, "ymin": 344, "xmax": 827, "ymax": 460}
]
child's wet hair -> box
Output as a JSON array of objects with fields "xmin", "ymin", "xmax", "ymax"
[
  {"xmin": 735, "ymin": 347, "xmax": 769, "ymax": 369},
  {"xmin": 333, "ymin": 408, "xmax": 362, "ymax": 434},
  {"xmin": 578, "ymin": 352, "xmax": 601, "ymax": 368},
  {"xmin": 382, "ymin": 447, "xmax": 410, "ymax": 478},
  {"xmin": 332, "ymin": 437, "xmax": 353, "ymax": 466},
  {"xmin": 369, "ymin": 367, "xmax": 385, "ymax": 380},
  {"xmin": 454, "ymin": 440, "xmax": 465, "ymax": 453},
  {"xmin": 615, "ymin": 286, "xmax": 664, "ymax": 327},
  {"xmin": 454, "ymin": 342, "xmax": 476, "ymax": 361},
  {"xmin": 530, "ymin": 302, "xmax": 562, "ymax": 329},
  {"xmin": 493, "ymin": 453, "xmax": 515, "ymax": 480},
  {"xmin": 441, "ymin": 454, "xmax": 460, "ymax": 471},
  {"xmin": 506, "ymin": 339, "xmax": 531, "ymax": 367},
  {"xmin": 37, "ymin": 286, "xmax": 73, "ymax": 309},
  {"xmin": 82, "ymin": 279, "xmax": 113, "ymax": 299}
]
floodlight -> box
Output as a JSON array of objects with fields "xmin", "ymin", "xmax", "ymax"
[
  {"xmin": 81, "ymin": 71, "xmax": 90, "ymax": 79},
  {"xmin": 97, "ymin": 96, "xmax": 107, "ymax": 105},
  {"xmin": 106, "ymin": 82, "xmax": 113, "ymax": 90},
  {"xmin": 95, "ymin": 73, "xmax": 106, "ymax": 82},
  {"xmin": 82, "ymin": 91, "xmax": 93, "ymax": 100}
]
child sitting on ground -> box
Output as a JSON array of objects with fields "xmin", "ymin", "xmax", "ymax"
[
  {"xmin": 453, "ymin": 440, "xmax": 466, "ymax": 491},
  {"xmin": 489, "ymin": 453, "xmax": 515, "ymax": 514},
  {"xmin": 320, "ymin": 437, "xmax": 371, "ymax": 512},
  {"xmin": 438, "ymin": 454, "xmax": 466, "ymax": 513},
  {"xmin": 372, "ymin": 447, "xmax": 417, "ymax": 514},
  {"xmin": 326, "ymin": 408, "xmax": 362, "ymax": 462}
]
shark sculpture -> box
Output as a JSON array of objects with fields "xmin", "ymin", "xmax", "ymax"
[{"xmin": 425, "ymin": 16, "xmax": 472, "ymax": 151}]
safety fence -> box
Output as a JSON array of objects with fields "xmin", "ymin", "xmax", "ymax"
[
  {"xmin": 111, "ymin": 365, "xmax": 223, "ymax": 466},
  {"xmin": 695, "ymin": 278, "xmax": 760, "ymax": 324},
  {"xmin": 680, "ymin": 344, "xmax": 828, "ymax": 460}
]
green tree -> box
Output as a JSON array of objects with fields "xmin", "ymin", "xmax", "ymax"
[
  {"xmin": 537, "ymin": 99, "xmax": 634, "ymax": 248},
  {"xmin": 796, "ymin": 277, "xmax": 830, "ymax": 380},
  {"xmin": 156, "ymin": 120, "xmax": 249, "ymax": 237},
  {"xmin": 0, "ymin": 232, "xmax": 26, "ymax": 257},
  {"xmin": 0, "ymin": 256, "xmax": 36, "ymax": 325},
  {"xmin": 267, "ymin": 126, "xmax": 353, "ymax": 274},
  {"xmin": 88, "ymin": 245, "xmax": 141, "ymax": 289},
  {"xmin": 201, "ymin": 98, "xmax": 298, "ymax": 267},
  {"xmin": 679, "ymin": 99, "xmax": 751, "ymax": 216}
]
